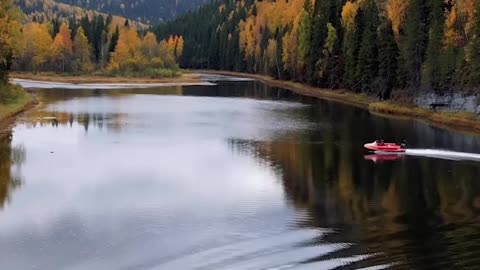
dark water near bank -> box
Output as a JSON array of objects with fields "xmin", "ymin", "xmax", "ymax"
[{"xmin": 1, "ymin": 79, "xmax": 480, "ymax": 269}]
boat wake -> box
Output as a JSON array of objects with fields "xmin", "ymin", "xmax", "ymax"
[{"xmin": 405, "ymin": 149, "xmax": 480, "ymax": 162}]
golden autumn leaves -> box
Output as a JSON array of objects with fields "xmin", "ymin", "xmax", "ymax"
[
  {"xmin": 236, "ymin": 1, "xmax": 305, "ymax": 73},
  {"xmin": 16, "ymin": 23, "xmax": 93, "ymax": 72},
  {"xmin": 107, "ymin": 28, "xmax": 184, "ymax": 74},
  {"xmin": 13, "ymin": 21, "xmax": 184, "ymax": 75}
]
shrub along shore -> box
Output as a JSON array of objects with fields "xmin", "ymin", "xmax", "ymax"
[
  {"xmin": 196, "ymin": 70, "xmax": 480, "ymax": 133},
  {"xmin": 0, "ymin": 84, "xmax": 35, "ymax": 125}
]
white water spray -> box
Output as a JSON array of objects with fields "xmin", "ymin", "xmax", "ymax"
[{"xmin": 405, "ymin": 149, "xmax": 480, "ymax": 162}]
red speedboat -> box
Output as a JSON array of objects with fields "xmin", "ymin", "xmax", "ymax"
[{"xmin": 364, "ymin": 140, "xmax": 406, "ymax": 153}]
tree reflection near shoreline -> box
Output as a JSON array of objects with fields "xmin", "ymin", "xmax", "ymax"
[
  {"xmin": 228, "ymin": 134, "xmax": 480, "ymax": 269},
  {"xmin": 0, "ymin": 132, "xmax": 24, "ymax": 209}
]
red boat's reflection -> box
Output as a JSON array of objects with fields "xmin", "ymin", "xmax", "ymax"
[{"xmin": 364, "ymin": 153, "xmax": 403, "ymax": 163}]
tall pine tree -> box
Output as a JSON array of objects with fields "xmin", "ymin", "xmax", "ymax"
[
  {"xmin": 355, "ymin": 0, "xmax": 379, "ymax": 93},
  {"xmin": 399, "ymin": 0, "xmax": 430, "ymax": 92},
  {"xmin": 376, "ymin": 20, "xmax": 399, "ymax": 99},
  {"xmin": 422, "ymin": 0, "xmax": 446, "ymax": 92}
]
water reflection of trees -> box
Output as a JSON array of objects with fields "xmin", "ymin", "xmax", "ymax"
[
  {"xmin": 227, "ymin": 103, "xmax": 480, "ymax": 269},
  {"xmin": 230, "ymin": 135, "xmax": 480, "ymax": 268},
  {"xmin": 0, "ymin": 132, "xmax": 24, "ymax": 209},
  {"xmin": 26, "ymin": 112, "xmax": 127, "ymax": 133},
  {"xmin": 37, "ymin": 86, "xmax": 184, "ymax": 103}
]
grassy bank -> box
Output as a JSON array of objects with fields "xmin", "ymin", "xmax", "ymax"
[
  {"xmin": 369, "ymin": 101, "xmax": 480, "ymax": 132},
  {"xmin": 0, "ymin": 84, "xmax": 35, "ymax": 124},
  {"xmin": 196, "ymin": 70, "xmax": 480, "ymax": 133},
  {"xmin": 11, "ymin": 72, "xmax": 201, "ymax": 84}
]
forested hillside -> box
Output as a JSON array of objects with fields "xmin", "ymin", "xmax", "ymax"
[
  {"xmin": 155, "ymin": 0, "xmax": 480, "ymax": 99},
  {"xmin": 15, "ymin": 0, "xmax": 147, "ymax": 29},
  {"xmin": 55, "ymin": 0, "xmax": 210, "ymax": 23}
]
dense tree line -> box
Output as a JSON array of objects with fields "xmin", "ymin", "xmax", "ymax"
[
  {"xmin": 155, "ymin": 0, "xmax": 480, "ymax": 99},
  {"xmin": 12, "ymin": 14, "xmax": 184, "ymax": 76}
]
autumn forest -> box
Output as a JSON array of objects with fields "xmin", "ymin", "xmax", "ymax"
[
  {"xmin": 1, "ymin": 0, "xmax": 185, "ymax": 85},
  {"xmin": 17, "ymin": 19, "xmax": 184, "ymax": 77},
  {"xmin": 156, "ymin": 0, "xmax": 480, "ymax": 99},
  {"xmin": 2, "ymin": 0, "xmax": 480, "ymax": 102}
]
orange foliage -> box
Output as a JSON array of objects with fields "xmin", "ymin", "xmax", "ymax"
[
  {"xmin": 444, "ymin": 0, "xmax": 476, "ymax": 47},
  {"xmin": 455, "ymin": 0, "xmax": 476, "ymax": 37},
  {"xmin": 108, "ymin": 27, "xmax": 142, "ymax": 72},
  {"xmin": 108, "ymin": 30, "xmax": 182, "ymax": 73},
  {"xmin": 341, "ymin": 1, "xmax": 359, "ymax": 31},
  {"xmin": 56, "ymin": 23, "xmax": 73, "ymax": 54},
  {"xmin": 386, "ymin": 0, "xmax": 410, "ymax": 37},
  {"xmin": 444, "ymin": 7, "xmax": 462, "ymax": 47},
  {"xmin": 255, "ymin": 0, "xmax": 304, "ymax": 31}
]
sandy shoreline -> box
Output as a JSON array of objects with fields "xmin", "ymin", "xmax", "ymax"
[
  {"xmin": 11, "ymin": 78, "xmax": 217, "ymax": 89},
  {"xmin": 10, "ymin": 72, "xmax": 202, "ymax": 84}
]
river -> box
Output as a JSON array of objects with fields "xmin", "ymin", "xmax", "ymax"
[{"xmin": 1, "ymin": 76, "xmax": 480, "ymax": 269}]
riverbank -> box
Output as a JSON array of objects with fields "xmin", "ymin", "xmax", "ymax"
[
  {"xmin": 195, "ymin": 70, "xmax": 480, "ymax": 133},
  {"xmin": 10, "ymin": 72, "xmax": 202, "ymax": 84},
  {"xmin": 0, "ymin": 84, "xmax": 36, "ymax": 126}
]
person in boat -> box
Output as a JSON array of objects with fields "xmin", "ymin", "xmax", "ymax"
[
  {"xmin": 393, "ymin": 140, "xmax": 407, "ymax": 149},
  {"xmin": 375, "ymin": 139, "xmax": 385, "ymax": 146}
]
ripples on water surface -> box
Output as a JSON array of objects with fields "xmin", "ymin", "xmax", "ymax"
[{"xmin": 1, "ymin": 79, "xmax": 480, "ymax": 269}]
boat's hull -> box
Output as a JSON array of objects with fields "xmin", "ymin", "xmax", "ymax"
[{"xmin": 364, "ymin": 142, "xmax": 405, "ymax": 153}]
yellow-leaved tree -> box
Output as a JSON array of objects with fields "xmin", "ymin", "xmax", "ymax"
[
  {"xmin": 20, "ymin": 23, "xmax": 53, "ymax": 71},
  {"xmin": 238, "ymin": 15, "xmax": 257, "ymax": 60},
  {"xmin": 73, "ymin": 27, "xmax": 93, "ymax": 73},
  {"xmin": 158, "ymin": 38, "xmax": 176, "ymax": 69},
  {"xmin": 341, "ymin": 1, "xmax": 359, "ymax": 31},
  {"xmin": 0, "ymin": 0, "xmax": 23, "ymax": 83},
  {"xmin": 141, "ymin": 32, "xmax": 159, "ymax": 59},
  {"xmin": 107, "ymin": 26, "xmax": 142, "ymax": 72}
]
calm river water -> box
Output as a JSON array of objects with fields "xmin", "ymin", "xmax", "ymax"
[{"xmin": 1, "ymin": 77, "xmax": 480, "ymax": 269}]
